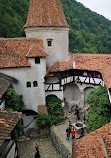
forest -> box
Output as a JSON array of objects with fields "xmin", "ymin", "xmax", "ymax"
[{"xmin": 0, "ymin": 0, "xmax": 111, "ymax": 54}]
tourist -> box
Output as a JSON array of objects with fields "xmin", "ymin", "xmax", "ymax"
[
  {"xmin": 71, "ymin": 128, "xmax": 76, "ymax": 139},
  {"xmin": 35, "ymin": 143, "xmax": 40, "ymax": 158},
  {"xmin": 66, "ymin": 127, "xmax": 71, "ymax": 140},
  {"xmin": 69, "ymin": 120, "xmax": 72, "ymax": 128},
  {"xmin": 82, "ymin": 113, "xmax": 86, "ymax": 124},
  {"xmin": 75, "ymin": 105, "xmax": 80, "ymax": 120}
]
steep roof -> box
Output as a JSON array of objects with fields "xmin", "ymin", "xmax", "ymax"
[
  {"xmin": 0, "ymin": 38, "xmax": 47, "ymax": 68},
  {"xmin": 0, "ymin": 73, "xmax": 14, "ymax": 98},
  {"xmin": 23, "ymin": 0, "xmax": 69, "ymax": 29},
  {"xmin": 49, "ymin": 53, "xmax": 111, "ymax": 89},
  {"xmin": 72, "ymin": 123, "xmax": 111, "ymax": 158},
  {"xmin": 74, "ymin": 54, "xmax": 111, "ymax": 89},
  {"xmin": 26, "ymin": 43, "xmax": 47, "ymax": 58},
  {"xmin": 0, "ymin": 110, "xmax": 22, "ymax": 146}
]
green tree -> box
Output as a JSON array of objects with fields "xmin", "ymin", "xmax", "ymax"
[
  {"xmin": 86, "ymin": 87, "xmax": 111, "ymax": 130},
  {"xmin": 46, "ymin": 95, "xmax": 62, "ymax": 116},
  {"xmin": 5, "ymin": 85, "xmax": 24, "ymax": 111}
]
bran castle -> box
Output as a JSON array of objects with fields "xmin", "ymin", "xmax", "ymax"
[{"xmin": 0, "ymin": 0, "xmax": 111, "ymax": 123}]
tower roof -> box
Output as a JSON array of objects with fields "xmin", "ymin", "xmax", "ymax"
[{"xmin": 23, "ymin": 0, "xmax": 69, "ymax": 29}]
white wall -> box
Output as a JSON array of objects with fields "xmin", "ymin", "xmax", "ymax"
[
  {"xmin": 63, "ymin": 82, "xmax": 100, "ymax": 108},
  {"xmin": 25, "ymin": 27, "xmax": 69, "ymax": 65},
  {"xmin": 0, "ymin": 58, "xmax": 46, "ymax": 112},
  {"xmin": 63, "ymin": 83, "xmax": 81, "ymax": 101},
  {"xmin": 0, "ymin": 100, "xmax": 5, "ymax": 110},
  {"xmin": 6, "ymin": 142, "xmax": 16, "ymax": 158},
  {"xmin": 108, "ymin": 90, "xmax": 111, "ymax": 103}
]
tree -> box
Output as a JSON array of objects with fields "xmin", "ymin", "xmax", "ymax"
[
  {"xmin": 46, "ymin": 95, "xmax": 62, "ymax": 116},
  {"xmin": 5, "ymin": 85, "xmax": 24, "ymax": 111},
  {"xmin": 86, "ymin": 87, "xmax": 111, "ymax": 130}
]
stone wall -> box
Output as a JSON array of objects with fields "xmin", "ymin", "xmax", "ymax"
[{"xmin": 50, "ymin": 128, "xmax": 72, "ymax": 158}]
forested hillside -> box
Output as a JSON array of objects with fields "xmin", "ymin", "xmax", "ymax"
[{"xmin": 0, "ymin": 0, "xmax": 111, "ymax": 54}]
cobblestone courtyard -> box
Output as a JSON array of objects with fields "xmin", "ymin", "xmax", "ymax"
[
  {"xmin": 18, "ymin": 116, "xmax": 77, "ymax": 158},
  {"xmin": 18, "ymin": 137, "xmax": 62, "ymax": 158}
]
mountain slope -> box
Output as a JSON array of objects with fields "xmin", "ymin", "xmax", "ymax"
[{"xmin": 0, "ymin": 0, "xmax": 111, "ymax": 54}]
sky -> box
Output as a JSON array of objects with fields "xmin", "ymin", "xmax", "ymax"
[{"xmin": 76, "ymin": 0, "xmax": 111, "ymax": 20}]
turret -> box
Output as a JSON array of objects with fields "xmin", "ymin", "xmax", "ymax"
[{"xmin": 23, "ymin": 0, "xmax": 69, "ymax": 65}]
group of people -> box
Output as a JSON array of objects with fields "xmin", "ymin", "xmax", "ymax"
[{"xmin": 66, "ymin": 121, "xmax": 76, "ymax": 140}]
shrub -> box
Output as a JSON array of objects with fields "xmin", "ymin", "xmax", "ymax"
[
  {"xmin": 35, "ymin": 114, "xmax": 66, "ymax": 127},
  {"xmin": 46, "ymin": 95, "xmax": 62, "ymax": 116},
  {"xmin": 5, "ymin": 85, "xmax": 24, "ymax": 111},
  {"xmin": 35, "ymin": 114, "xmax": 57, "ymax": 127}
]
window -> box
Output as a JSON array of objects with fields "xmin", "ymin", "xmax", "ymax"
[
  {"xmin": 27, "ymin": 81, "xmax": 31, "ymax": 88},
  {"xmin": 33, "ymin": 81, "xmax": 38, "ymax": 87},
  {"xmin": 48, "ymin": 40, "xmax": 52, "ymax": 46},
  {"xmin": 35, "ymin": 57, "xmax": 40, "ymax": 64},
  {"xmin": 47, "ymin": 39, "xmax": 53, "ymax": 47}
]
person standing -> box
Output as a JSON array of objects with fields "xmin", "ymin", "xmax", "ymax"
[
  {"xmin": 69, "ymin": 120, "xmax": 72, "ymax": 128},
  {"xmin": 35, "ymin": 143, "xmax": 40, "ymax": 158},
  {"xmin": 66, "ymin": 127, "xmax": 71, "ymax": 140},
  {"xmin": 82, "ymin": 113, "xmax": 86, "ymax": 124},
  {"xmin": 75, "ymin": 105, "xmax": 80, "ymax": 120},
  {"xmin": 71, "ymin": 128, "xmax": 76, "ymax": 139}
]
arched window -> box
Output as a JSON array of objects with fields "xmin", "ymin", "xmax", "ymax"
[
  {"xmin": 33, "ymin": 81, "xmax": 38, "ymax": 87},
  {"xmin": 26, "ymin": 81, "xmax": 31, "ymax": 88}
]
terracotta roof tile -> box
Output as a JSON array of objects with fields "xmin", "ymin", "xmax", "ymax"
[
  {"xmin": 74, "ymin": 54, "xmax": 111, "ymax": 89},
  {"xmin": 49, "ymin": 53, "xmax": 111, "ymax": 89},
  {"xmin": 0, "ymin": 38, "xmax": 47, "ymax": 68},
  {"xmin": 0, "ymin": 73, "xmax": 13, "ymax": 98},
  {"xmin": 26, "ymin": 43, "xmax": 47, "ymax": 58},
  {"xmin": 49, "ymin": 52, "xmax": 73, "ymax": 72},
  {"xmin": 72, "ymin": 123, "xmax": 111, "ymax": 158},
  {"xmin": 23, "ymin": 0, "xmax": 69, "ymax": 28},
  {"xmin": 0, "ymin": 110, "xmax": 22, "ymax": 146}
]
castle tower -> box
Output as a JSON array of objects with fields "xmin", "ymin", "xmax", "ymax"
[{"xmin": 23, "ymin": 0, "xmax": 69, "ymax": 65}]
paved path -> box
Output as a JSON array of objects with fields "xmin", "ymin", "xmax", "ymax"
[
  {"xmin": 51, "ymin": 115, "xmax": 77, "ymax": 155},
  {"xmin": 18, "ymin": 115, "xmax": 78, "ymax": 158},
  {"xmin": 18, "ymin": 137, "xmax": 62, "ymax": 158}
]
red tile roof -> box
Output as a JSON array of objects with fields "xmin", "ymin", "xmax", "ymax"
[
  {"xmin": 74, "ymin": 54, "xmax": 111, "ymax": 89},
  {"xmin": 0, "ymin": 38, "xmax": 47, "ymax": 68},
  {"xmin": 0, "ymin": 73, "xmax": 13, "ymax": 98},
  {"xmin": 72, "ymin": 123, "xmax": 111, "ymax": 158},
  {"xmin": 0, "ymin": 110, "xmax": 22, "ymax": 146},
  {"xmin": 49, "ymin": 53, "xmax": 73, "ymax": 72},
  {"xmin": 26, "ymin": 43, "xmax": 47, "ymax": 58},
  {"xmin": 49, "ymin": 53, "xmax": 111, "ymax": 89},
  {"xmin": 23, "ymin": 0, "xmax": 69, "ymax": 29}
]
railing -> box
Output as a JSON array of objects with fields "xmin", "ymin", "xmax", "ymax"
[
  {"xmin": 75, "ymin": 76, "xmax": 104, "ymax": 86},
  {"xmin": 45, "ymin": 75, "xmax": 104, "ymax": 92},
  {"xmin": 45, "ymin": 83, "xmax": 62, "ymax": 91},
  {"xmin": 61, "ymin": 75, "xmax": 104, "ymax": 86}
]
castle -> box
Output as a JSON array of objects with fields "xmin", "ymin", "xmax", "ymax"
[{"xmin": 0, "ymin": 0, "xmax": 111, "ymax": 123}]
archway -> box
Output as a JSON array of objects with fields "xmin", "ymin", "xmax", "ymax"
[
  {"xmin": 63, "ymin": 83, "xmax": 81, "ymax": 102},
  {"xmin": 46, "ymin": 95, "xmax": 62, "ymax": 116}
]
